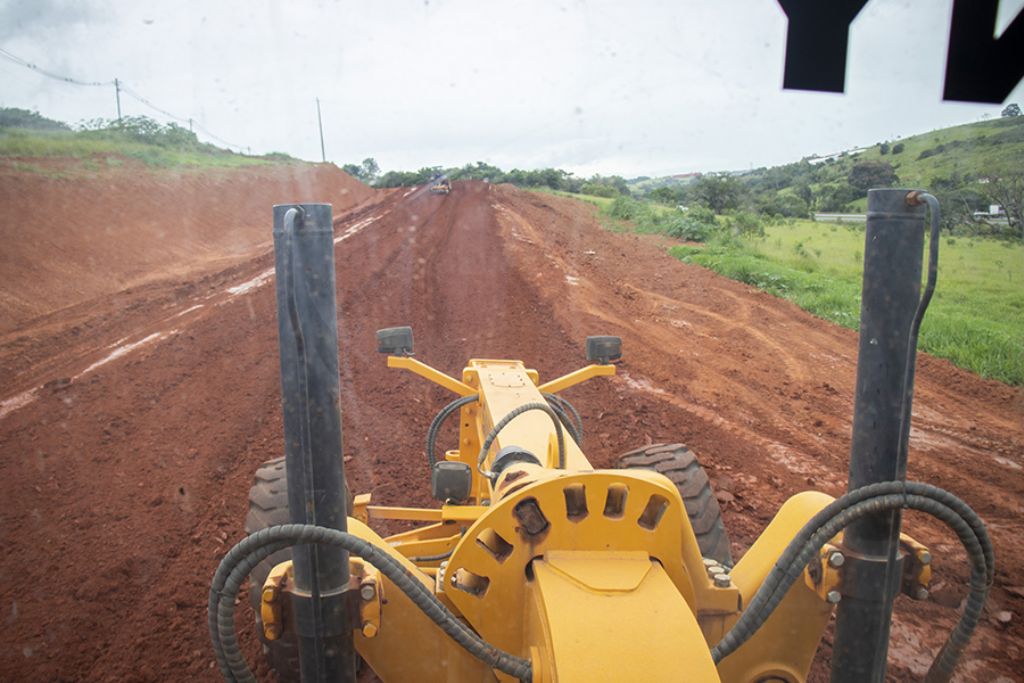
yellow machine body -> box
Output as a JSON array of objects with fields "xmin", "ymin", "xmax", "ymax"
[{"xmin": 261, "ymin": 356, "xmax": 931, "ymax": 682}]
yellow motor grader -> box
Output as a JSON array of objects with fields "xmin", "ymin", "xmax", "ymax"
[
  {"xmin": 209, "ymin": 192, "xmax": 992, "ymax": 682},
  {"xmin": 429, "ymin": 178, "xmax": 452, "ymax": 195}
]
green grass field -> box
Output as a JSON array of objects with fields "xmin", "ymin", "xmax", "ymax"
[
  {"xmin": 0, "ymin": 128, "xmax": 272, "ymax": 170},
  {"xmin": 536, "ymin": 188, "xmax": 616, "ymax": 210},
  {"xmin": 669, "ymin": 220, "xmax": 1023, "ymax": 385}
]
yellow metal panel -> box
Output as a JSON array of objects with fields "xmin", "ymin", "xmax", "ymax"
[
  {"xmin": 443, "ymin": 469, "xmax": 726, "ymax": 657},
  {"xmin": 345, "ymin": 518, "xmax": 497, "ymax": 682},
  {"xmin": 528, "ymin": 554, "xmax": 720, "ymax": 682},
  {"xmin": 717, "ymin": 491, "xmax": 837, "ymax": 683}
]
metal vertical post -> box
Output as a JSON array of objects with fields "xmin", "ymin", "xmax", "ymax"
[
  {"xmin": 114, "ymin": 78, "xmax": 122, "ymax": 122},
  {"xmin": 316, "ymin": 97, "xmax": 326, "ymax": 163},
  {"xmin": 272, "ymin": 203, "xmax": 355, "ymax": 683},
  {"xmin": 831, "ymin": 189, "xmax": 927, "ymax": 682}
]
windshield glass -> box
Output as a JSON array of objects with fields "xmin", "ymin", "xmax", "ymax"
[{"xmin": 0, "ymin": 2, "xmax": 1021, "ymax": 682}]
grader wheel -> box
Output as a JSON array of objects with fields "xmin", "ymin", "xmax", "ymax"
[
  {"xmin": 618, "ymin": 443, "xmax": 734, "ymax": 567},
  {"xmin": 245, "ymin": 457, "xmax": 300, "ymax": 681}
]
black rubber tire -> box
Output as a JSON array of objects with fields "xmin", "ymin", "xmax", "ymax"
[
  {"xmin": 617, "ymin": 443, "xmax": 734, "ymax": 567},
  {"xmin": 245, "ymin": 456, "xmax": 301, "ymax": 682}
]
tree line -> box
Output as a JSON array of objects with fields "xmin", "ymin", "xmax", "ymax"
[{"xmin": 340, "ymin": 158, "xmax": 630, "ymax": 197}]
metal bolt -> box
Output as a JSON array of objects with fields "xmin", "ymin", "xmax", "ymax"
[
  {"xmin": 361, "ymin": 622, "xmax": 379, "ymax": 638},
  {"xmin": 702, "ymin": 558, "xmax": 717, "ymax": 567},
  {"xmin": 359, "ymin": 583, "xmax": 376, "ymax": 601},
  {"xmin": 919, "ymin": 551, "xmax": 932, "ymax": 566},
  {"xmin": 826, "ymin": 590, "xmax": 842, "ymax": 604},
  {"xmin": 827, "ymin": 551, "xmax": 845, "ymax": 568},
  {"xmin": 914, "ymin": 587, "xmax": 929, "ymax": 601},
  {"xmin": 714, "ymin": 574, "xmax": 731, "ymax": 588},
  {"xmin": 707, "ymin": 566, "xmax": 726, "ymax": 577}
]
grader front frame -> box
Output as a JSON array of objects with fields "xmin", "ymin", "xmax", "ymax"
[{"xmin": 208, "ymin": 192, "xmax": 992, "ymax": 683}]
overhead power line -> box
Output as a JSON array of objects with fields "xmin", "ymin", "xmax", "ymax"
[
  {"xmin": 0, "ymin": 46, "xmax": 246, "ymax": 153},
  {"xmin": 119, "ymin": 85, "xmax": 244, "ymax": 150},
  {"xmin": 0, "ymin": 47, "xmax": 111, "ymax": 86}
]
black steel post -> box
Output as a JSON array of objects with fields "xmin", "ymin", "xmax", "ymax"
[
  {"xmin": 831, "ymin": 189, "xmax": 927, "ymax": 682},
  {"xmin": 272, "ymin": 203, "xmax": 355, "ymax": 683}
]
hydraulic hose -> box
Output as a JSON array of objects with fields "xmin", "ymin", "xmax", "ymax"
[
  {"xmin": 425, "ymin": 394, "xmax": 479, "ymax": 468},
  {"xmin": 711, "ymin": 481, "xmax": 992, "ymax": 683},
  {"xmin": 209, "ymin": 524, "xmax": 533, "ymax": 682},
  {"xmin": 543, "ymin": 392, "xmax": 584, "ymax": 444},
  {"xmin": 478, "ymin": 402, "xmax": 566, "ymax": 477},
  {"xmin": 895, "ymin": 192, "xmax": 941, "ymax": 481},
  {"xmin": 426, "ymin": 393, "xmax": 583, "ymax": 470}
]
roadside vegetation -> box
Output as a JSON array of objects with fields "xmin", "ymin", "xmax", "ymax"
[
  {"xmin": 675, "ymin": 223, "xmax": 1023, "ymax": 386},
  {"xmin": 364, "ymin": 110, "xmax": 1023, "ymax": 242},
  {"xmin": 0, "ymin": 107, "xmax": 293, "ymax": 169}
]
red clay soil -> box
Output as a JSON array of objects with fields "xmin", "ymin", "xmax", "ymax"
[
  {"xmin": 0, "ymin": 180, "xmax": 1021, "ymax": 682},
  {"xmin": 0, "ymin": 159, "xmax": 374, "ymax": 332}
]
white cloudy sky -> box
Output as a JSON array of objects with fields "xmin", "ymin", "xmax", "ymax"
[{"xmin": 1, "ymin": 0, "xmax": 1022, "ymax": 176}]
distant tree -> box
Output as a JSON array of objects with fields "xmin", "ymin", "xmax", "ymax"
[
  {"xmin": 879, "ymin": 142, "xmax": 890, "ymax": 155},
  {"xmin": 341, "ymin": 158, "xmax": 381, "ymax": 184},
  {"xmin": 580, "ymin": 182, "xmax": 618, "ymax": 198},
  {"xmin": 758, "ymin": 191, "xmax": 809, "ymax": 218},
  {"xmin": 0, "ymin": 107, "xmax": 69, "ymax": 131},
  {"xmin": 815, "ymin": 182, "xmax": 858, "ymax": 212},
  {"xmin": 1001, "ymin": 103, "xmax": 1021, "ymax": 117},
  {"xmin": 360, "ymin": 157, "xmax": 380, "ymax": 182},
  {"xmin": 847, "ymin": 160, "xmax": 899, "ymax": 193},
  {"xmin": 985, "ymin": 173, "xmax": 1024, "ymax": 239},
  {"xmin": 692, "ymin": 174, "xmax": 742, "ymax": 213},
  {"xmin": 892, "ymin": 142, "xmax": 905, "ymax": 154},
  {"xmin": 793, "ymin": 182, "xmax": 813, "ymax": 205},
  {"xmin": 722, "ymin": 211, "xmax": 764, "ymax": 237},
  {"xmin": 649, "ymin": 186, "xmax": 684, "ymax": 205}
]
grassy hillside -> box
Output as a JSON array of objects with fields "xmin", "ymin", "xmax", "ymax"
[
  {"xmin": 857, "ymin": 116, "xmax": 1024, "ymax": 188},
  {"xmin": 634, "ymin": 115, "xmax": 1024, "ymax": 237},
  {"xmin": 0, "ymin": 108, "xmax": 292, "ymax": 170}
]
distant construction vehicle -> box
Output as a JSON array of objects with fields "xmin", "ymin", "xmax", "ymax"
[
  {"xmin": 430, "ymin": 177, "xmax": 452, "ymax": 195},
  {"xmin": 209, "ymin": 192, "xmax": 993, "ymax": 682}
]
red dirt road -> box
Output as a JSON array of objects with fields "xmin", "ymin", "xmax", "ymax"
[{"xmin": 0, "ymin": 179, "xmax": 1021, "ymax": 681}]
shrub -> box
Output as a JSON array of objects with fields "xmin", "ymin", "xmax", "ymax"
[
  {"xmin": 606, "ymin": 196, "xmax": 649, "ymax": 221},
  {"xmin": 722, "ymin": 211, "xmax": 764, "ymax": 237},
  {"xmin": 663, "ymin": 206, "xmax": 717, "ymax": 241}
]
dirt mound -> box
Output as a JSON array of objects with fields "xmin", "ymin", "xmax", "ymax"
[
  {"xmin": 0, "ymin": 160, "xmax": 373, "ymax": 333},
  {"xmin": 0, "ymin": 180, "xmax": 1020, "ymax": 681}
]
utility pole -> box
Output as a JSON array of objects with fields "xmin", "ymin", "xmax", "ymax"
[
  {"xmin": 316, "ymin": 96, "xmax": 326, "ymax": 163},
  {"xmin": 188, "ymin": 117, "xmax": 193, "ymax": 133},
  {"xmin": 114, "ymin": 78, "xmax": 122, "ymax": 122}
]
